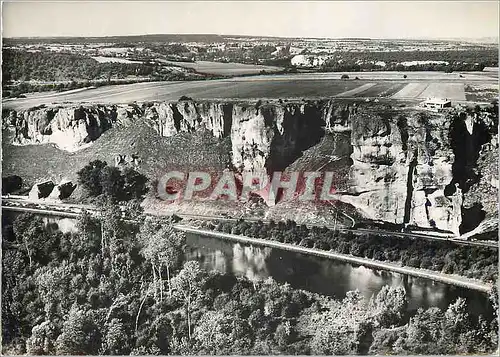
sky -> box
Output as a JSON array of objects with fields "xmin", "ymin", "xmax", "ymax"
[{"xmin": 2, "ymin": 1, "xmax": 499, "ymax": 40}]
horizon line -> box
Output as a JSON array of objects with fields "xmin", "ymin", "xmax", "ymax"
[{"xmin": 3, "ymin": 32, "xmax": 499, "ymax": 42}]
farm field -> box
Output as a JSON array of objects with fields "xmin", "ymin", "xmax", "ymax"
[
  {"xmin": 464, "ymin": 83, "xmax": 499, "ymax": 102},
  {"xmin": 391, "ymin": 82, "xmax": 468, "ymax": 101},
  {"xmin": 159, "ymin": 59, "xmax": 283, "ymax": 75},
  {"xmin": 352, "ymin": 82, "xmax": 407, "ymax": 97},
  {"xmin": 91, "ymin": 56, "xmax": 143, "ymax": 64},
  {"xmin": 3, "ymin": 79, "xmax": 362, "ymax": 109},
  {"xmin": 3, "ymin": 72, "xmax": 497, "ymax": 110}
]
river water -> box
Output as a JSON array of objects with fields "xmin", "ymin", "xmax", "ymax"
[
  {"xmin": 184, "ymin": 232, "xmax": 492, "ymax": 317},
  {"xmin": 3, "ymin": 211, "xmax": 493, "ymax": 318}
]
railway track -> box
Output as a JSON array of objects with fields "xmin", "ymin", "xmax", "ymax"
[{"xmin": 2, "ymin": 197, "xmax": 497, "ymax": 249}]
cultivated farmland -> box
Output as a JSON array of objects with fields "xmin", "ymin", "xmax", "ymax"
[
  {"xmin": 3, "ymin": 71, "xmax": 497, "ymax": 110},
  {"xmin": 159, "ymin": 59, "xmax": 283, "ymax": 75}
]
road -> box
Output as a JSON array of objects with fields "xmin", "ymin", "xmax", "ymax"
[
  {"xmin": 2, "ymin": 197, "xmax": 497, "ymax": 249},
  {"xmin": 174, "ymin": 225, "xmax": 493, "ymax": 293},
  {"xmin": 3, "ymin": 200, "xmax": 493, "ymax": 292},
  {"xmin": 3, "ymin": 200, "xmax": 497, "ymax": 292}
]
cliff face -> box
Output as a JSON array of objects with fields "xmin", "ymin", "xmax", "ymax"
[
  {"xmin": 336, "ymin": 105, "xmax": 497, "ymax": 235},
  {"xmin": 3, "ymin": 100, "xmax": 497, "ymax": 235},
  {"xmin": 144, "ymin": 101, "xmax": 232, "ymax": 139},
  {"xmin": 144, "ymin": 101, "xmax": 326, "ymax": 172},
  {"xmin": 4, "ymin": 104, "xmax": 141, "ymax": 151},
  {"xmin": 339, "ymin": 107, "xmax": 410, "ymax": 225}
]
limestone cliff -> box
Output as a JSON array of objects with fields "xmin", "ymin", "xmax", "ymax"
[
  {"xmin": 3, "ymin": 99, "xmax": 497, "ymax": 235},
  {"xmin": 143, "ymin": 101, "xmax": 232, "ymax": 138},
  {"xmin": 4, "ymin": 104, "xmax": 141, "ymax": 151},
  {"xmin": 333, "ymin": 105, "xmax": 497, "ymax": 235}
]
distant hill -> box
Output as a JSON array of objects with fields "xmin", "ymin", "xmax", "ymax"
[
  {"xmin": 3, "ymin": 34, "xmax": 228, "ymax": 45},
  {"xmin": 3, "ymin": 33, "xmax": 498, "ymax": 46}
]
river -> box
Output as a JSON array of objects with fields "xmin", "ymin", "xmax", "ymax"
[{"xmin": 3, "ymin": 210, "xmax": 493, "ymax": 318}]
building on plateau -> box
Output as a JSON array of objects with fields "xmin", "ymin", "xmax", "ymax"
[{"xmin": 422, "ymin": 98, "xmax": 452, "ymax": 112}]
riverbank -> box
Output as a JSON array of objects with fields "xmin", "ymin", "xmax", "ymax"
[
  {"xmin": 175, "ymin": 225, "xmax": 494, "ymax": 293},
  {"xmin": 2, "ymin": 202, "xmax": 497, "ymax": 291}
]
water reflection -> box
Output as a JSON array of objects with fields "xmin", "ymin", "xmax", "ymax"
[
  {"xmin": 43, "ymin": 217, "xmax": 78, "ymax": 234},
  {"xmin": 4, "ymin": 211, "xmax": 492, "ymax": 317},
  {"xmin": 185, "ymin": 232, "xmax": 492, "ymax": 317}
]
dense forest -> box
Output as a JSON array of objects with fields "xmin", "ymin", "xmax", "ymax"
[
  {"xmin": 198, "ymin": 48, "xmax": 498, "ymax": 70},
  {"xmin": 322, "ymin": 49, "xmax": 499, "ymax": 66},
  {"xmin": 2, "ymin": 49, "xmax": 213, "ymax": 97},
  {"xmin": 201, "ymin": 219, "xmax": 498, "ymax": 283},
  {"xmin": 2, "ymin": 205, "xmax": 498, "ymax": 355},
  {"xmin": 2, "ymin": 50, "xmax": 155, "ymax": 82},
  {"xmin": 317, "ymin": 49, "xmax": 498, "ymax": 72}
]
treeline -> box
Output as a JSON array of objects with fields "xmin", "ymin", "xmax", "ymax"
[
  {"xmin": 197, "ymin": 48, "xmax": 497, "ymax": 71},
  {"xmin": 2, "ymin": 49, "xmax": 156, "ymax": 82},
  {"xmin": 2, "ymin": 209, "xmax": 498, "ymax": 355},
  {"xmin": 2, "ymin": 49, "xmax": 211, "ymax": 98},
  {"xmin": 3, "ymin": 79, "xmax": 154, "ymax": 99},
  {"xmin": 196, "ymin": 45, "xmax": 277, "ymax": 64},
  {"xmin": 318, "ymin": 49, "xmax": 498, "ymax": 72},
  {"xmin": 325, "ymin": 49, "xmax": 498, "ymax": 66},
  {"xmin": 201, "ymin": 219, "xmax": 498, "ymax": 283},
  {"xmin": 320, "ymin": 61, "xmax": 486, "ymax": 73}
]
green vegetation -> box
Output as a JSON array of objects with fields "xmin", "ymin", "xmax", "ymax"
[
  {"xmin": 77, "ymin": 160, "xmax": 148, "ymax": 202},
  {"xmin": 201, "ymin": 219, "xmax": 498, "ymax": 283},
  {"xmin": 2, "ymin": 121, "xmax": 231, "ymax": 191},
  {"xmin": 2, "ymin": 210, "xmax": 497, "ymax": 355},
  {"xmin": 319, "ymin": 49, "xmax": 498, "ymax": 72},
  {"xmin": 2, "ymin": 49, "xmax": 155, "ymax": 82},
  {"xmin": 2, "ymin": 49, "xmax": 212, "ymax": 97}
]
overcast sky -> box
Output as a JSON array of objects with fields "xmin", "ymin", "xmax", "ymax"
[{"xmin": 2, "ymin": 1, "xmax": 499, "ymax": 39}]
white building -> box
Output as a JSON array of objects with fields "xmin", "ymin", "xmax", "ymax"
[
  {"xmin": 422, "ymin": 98, "xmax": 452, "ymax": 112},
  {"xmin": 291, "ymin": 54, "xmax": 329, "ymax": 68}
]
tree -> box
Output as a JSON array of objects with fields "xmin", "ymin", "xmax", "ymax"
[
  {"xmin": 100, "ymin": 166, "xmax": 125, "ymax": 201},
  {"xmin": 26, "ymin": 320, "xmax": 57, "ymax": 355},
  {"xmin": 275, "ymin": 320, "xmax": 294, "ymax": 349},
  {"xmin": 139, "ymin": 217, "xmax": 186, "ymax": 301},
  {"xmin": 367, "ymin": 285, "xmax": 407, "ymax": 327},
  {"xmin": 2, "ymin": 175, "xmax": 23, "ymax": 194},
  {"xmin": 13, "ymin": 213, "xmax": 46, "ymax": 268},
  {"xmin": 193, "ymin": 310, "xmax": 234, "ymax": 354},
  {"xmin": 55, "ymin": 305, "xmax": 101, "ymax": 355},
  {"xmin": 77, "ymin": 160, "xmax": 147, "ymax": 202},
  {"xmin": 171, "ymin": 261, "xmax": 204, "ymax": 339},
  {"xmin": 122, "ymin": 167, "xmax": 148, "ymax": 200},
  {"xmin": 393, "ymin": 307, "xmax": 444, "ymax": 354},
  {"xmin": 310, "ymin": 290, "xmax": 369, "ymax": 355},
  {"xmin": 35, "ymin": 263, "xmax": 73, "ymax": 319},
  {"xmin": 103, "ymin": 318, "xmax": 130, "ymax": 355},
  {"xmin": 77, "ymin": 160, "xmax": 107, "ymax": 197}
]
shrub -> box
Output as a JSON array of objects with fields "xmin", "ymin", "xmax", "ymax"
[{"xmin": 77, "ymin": 160, "xmax": 148, "ymax": 201}]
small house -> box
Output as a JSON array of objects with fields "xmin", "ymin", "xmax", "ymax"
[{"xmin": 422, "ymin": 98, "xmax": 452, "ymax": 112}]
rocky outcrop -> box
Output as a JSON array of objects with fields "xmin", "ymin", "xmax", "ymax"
[
  {"xmin": 333, "ymin": 105, "xmax": 497, "ymax": 235},
  {"xmin": 335, "ymin": 106, "xmax": 410, "ymax": 225},
  {"xmin": 5, "ymin": 104, "xmax": 141, "ymax": 151},
  {"xmin": 230, "ymin": 102, "xmax": 325, "ymax": 172},
  {"xmin": 29, "ymin": 180, "xmax": 55, "ymax": 200},
  {"xmin": 48, "ymin": 181, "xmax": 76, "ymax": 200},
  {"xmin": 144, "ymin": 101, "xmax": 232, "ymax": 138}
]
